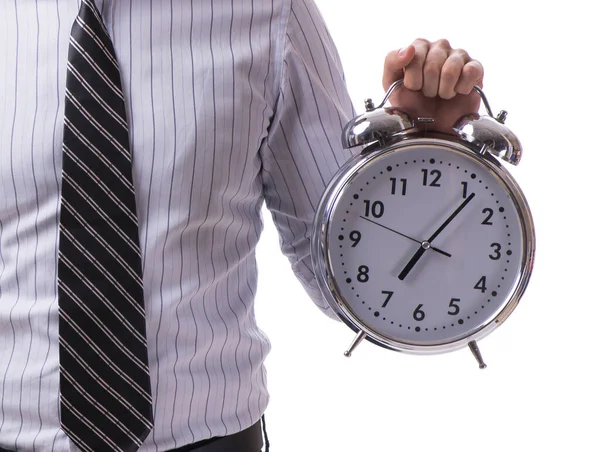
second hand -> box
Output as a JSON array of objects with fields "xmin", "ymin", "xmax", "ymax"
[{"xmin": 359, "ymin": 215, "xmax": 451, "ymax": 258}]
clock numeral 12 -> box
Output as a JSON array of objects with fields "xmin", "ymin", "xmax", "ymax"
[{"xmin": 422, "ymin": 169, "xmax": 441, "ymax": 187}]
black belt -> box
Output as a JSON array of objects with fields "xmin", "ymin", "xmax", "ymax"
[
  {"xmin": 0, "ymin": 419, "xmax": 265, "ymax": 452},
  {"xmin": 167, "ymin": 419, "xmax": 264, "ymax": 452}
]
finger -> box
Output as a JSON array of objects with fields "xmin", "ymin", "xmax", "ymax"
[
  {"xmin": 455, "ymin": 59, "xmax": 484, "ymax": 95},
  {"xmin": 403, "ymin": 39, "xmax": 429, "ymax": 91},
  {"xmin": 438, "ymin": 50, "xmax": 470, "ymax": 99},
  {"xmin": 422, "ymin": 44, "xmax": 449, "ymax": 98},
  {"xmin": 382, "ymin": 45, "xmax": 416, "ymax": 90}
]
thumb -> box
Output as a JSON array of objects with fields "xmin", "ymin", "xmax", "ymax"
[{"xmin": 382, "ymin": 45, "xmax": 416, "ymax": 90}]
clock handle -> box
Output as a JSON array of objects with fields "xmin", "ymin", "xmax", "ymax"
[
  {"xmin": 378, "ymin": 78, "xmax": 504, "ymax": 123},
  {"xmin": 472, "ymin": 86, "xmax": 507, "ymax": 123},
  {"xmin": 374, "ymin": 79, "xmax": 405, "ymax": 109}
]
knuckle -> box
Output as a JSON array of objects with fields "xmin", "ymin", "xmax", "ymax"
[
  {"xmin": 427, "ymin": 46, "xmax": 448, "ymax": 62},
  {"xmin": 413, "ymin": 37, "xmax": 431, "ymax": 46},
  {"xmin": 411, "ymin": 38, "xmax": 431, "ymax": 53},
  {"xmin": 433, "ymin": 38, "xmax": 451, "ymax": 49},
  {"xmin": 453, "ymin": 48, "xmax": 470, "ymax": 61}
]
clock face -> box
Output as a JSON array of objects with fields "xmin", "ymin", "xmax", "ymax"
[{"xmin": 321, "ymin": 141, "xmax": 532, "ymax": 350}]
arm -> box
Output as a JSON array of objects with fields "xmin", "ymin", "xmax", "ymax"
[{"xmin": 259, "ymin": 0, "xmax": 354, "ymax": 319}]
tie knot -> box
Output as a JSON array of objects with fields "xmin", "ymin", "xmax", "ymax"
[
  {"xmin": 77, "ymin": 0, "xmax": 110, "ymax": 37},
  {"xmin": 80, "ymin": 0, "xmax": 101, "ymax": 14}
]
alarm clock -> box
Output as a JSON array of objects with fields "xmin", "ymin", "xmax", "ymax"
[{"xmin": 311, "ymin": 80, "xmax": 535, "ymax": 368}]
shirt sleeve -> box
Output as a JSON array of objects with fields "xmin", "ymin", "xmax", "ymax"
[{"xmin": 259, "ymin": 0, "xmax": 357, "ymax": 319}]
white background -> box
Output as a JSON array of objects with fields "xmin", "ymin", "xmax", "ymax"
[{"xmin": 256, "ymin": 1, "xmax": 600, "ymax": 451}]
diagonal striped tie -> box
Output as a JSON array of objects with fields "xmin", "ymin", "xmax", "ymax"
[{"xmin": 58, "ymin": 1, "xmax": 153, "ymax": 450}]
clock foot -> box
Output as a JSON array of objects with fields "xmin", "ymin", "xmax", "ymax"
[
  {"xmin": 468, "ymin": 341, "xmax": 487, "ymax": 369},
  {"xmin": 344, "ymin": 330, "xmax": 366, "ymax": 357}
]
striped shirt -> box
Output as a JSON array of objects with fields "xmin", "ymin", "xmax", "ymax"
[{"xmin": 0, "ymin": 0, "xmax": 354, "ymax": 450}]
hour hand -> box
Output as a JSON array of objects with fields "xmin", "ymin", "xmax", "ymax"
[{"xmin": 398, "ymin": 244, "xmax": 427, "ymax": 280}]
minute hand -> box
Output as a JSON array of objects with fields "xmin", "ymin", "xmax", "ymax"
[
  {"xmin": 426, "ymin": 192, "xmax": 476, "ymax": 243},
  {"xmin": 398, "ymin": 193, "xmax": 476, "ymax": 280}
]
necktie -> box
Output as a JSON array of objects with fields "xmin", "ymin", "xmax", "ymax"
[{"xmin": 58, "ymin": 1, "xmax": 153, "ymax": 450}]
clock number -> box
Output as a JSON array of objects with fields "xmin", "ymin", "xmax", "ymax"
[
  {"xmin": 489, "ymin": 243, "xmax": 502, "ymax": 260},
  {"xmin": 448, "ymin": 298, "xmax": 461, "ymax": 316},
  {"xmin": 381, "ymin": 290, "xmax": 394, "ymax": 308},
  {"xmin": 461, "ymin": 181, "xmax": 469, "ymax": 199},
  {"xmin": 422, "ymin": 169, "xmax": 441, "ymax": 187},
  {"xmin": 349, "ymin": 230, "xmax": 362, "ymax": 248},
  {"xmin": 474, "ymin": 276, "xmax": 488, "ymax": 293},
  {"xmin": 481, "ymin": 208, "xmax": 494, "ymax": 225},
  {"xmin": 413, "ymin": 304, "xmax": 426, "ymax": 322},
  {"xmin": 390, "ymin": 177, "xmax": 407, "ymax": 196},
  {"xmin": 364, "ymin": 200, "xmax": 384, "ymax": 218},
  {"xmin": 357, "ymin": 265, "xmax": 370, "ymax": 283}
]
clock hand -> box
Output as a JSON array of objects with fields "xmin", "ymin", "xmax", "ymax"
[
  {"xmin": 426, "ymin": 193, "xmax": 476, "ymax": 243},
  {"xmin": 359, "ymin": 216, "xmax": 451, "ymax": 258},
  {"xmin": 397, "ymin": 246, "xmax": 427, "ymax": 281},
  {"xmin": 398, "ymin": 193, "xmax": 476, "ymax": 280}
]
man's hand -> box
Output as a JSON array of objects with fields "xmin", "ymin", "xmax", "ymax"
[{"xmin": 383, "ymin": 39, "xmax": 484, "ymax": 133}]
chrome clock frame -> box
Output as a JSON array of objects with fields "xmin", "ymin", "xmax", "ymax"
[{"xmin": 311, "ymin": 133, "xmax": 535, "ymax": 367}]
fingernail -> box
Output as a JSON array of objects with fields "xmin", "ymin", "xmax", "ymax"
[{"xmin": 398, "ymin": 48, "xmax": 407, "ymax": 58}]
